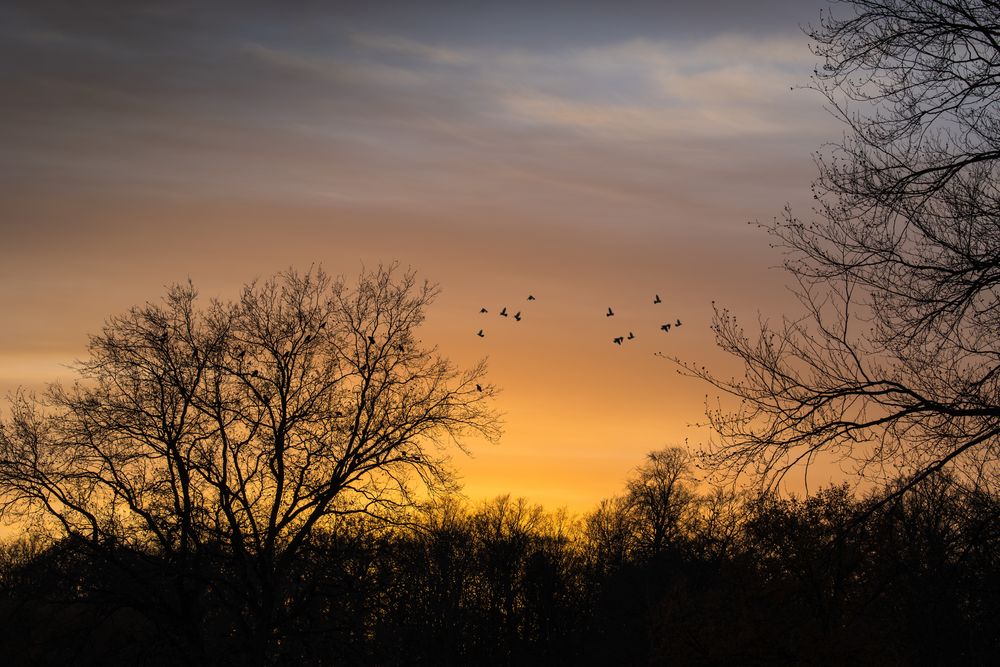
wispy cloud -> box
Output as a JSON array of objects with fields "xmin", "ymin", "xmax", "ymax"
[
  {"xmin": 248, "ymin": 31, "xmax": 821, "ymax": 140},
  {"xmin": 349, "ymin": 32, "xmax": 473, "ymax": 66},
  {"xmin": 0, "ymin": 3, "xmax": 832, "ymax": 215}
]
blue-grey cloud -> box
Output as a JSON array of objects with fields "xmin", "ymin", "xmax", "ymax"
[{"xmin": 0, "ymin": 0, "xmax": 833, "ymax": 216}]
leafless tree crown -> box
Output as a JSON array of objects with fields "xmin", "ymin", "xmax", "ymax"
[
  {"xmin": 684, "ymin": 0, "xmax": 1000, "ymax": 495},
  {"xmin": 0, "ymin": 265, "xmax": 500, "ymax": 561}
]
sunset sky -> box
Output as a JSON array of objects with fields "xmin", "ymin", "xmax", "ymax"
[{"xmin": 1, "ymin": 0, "xmax": 840, "ymax": 511}]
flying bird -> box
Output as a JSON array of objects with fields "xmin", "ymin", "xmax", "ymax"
[
  {"xmin": 675, "ymin": 319, "xmax": 682, "ymax": 327},
  {"xmin": 661, "ymin": 324, "xmax": 671, "ymax": 332},
  {"xmin": 654, "ymin": 294, "xmax": 662, "ymax": 304},
  {"xmin": 514, "ymin": 312, "xmax": 522, "ymax": 321},
  {"xmin": 480, "ymin": 307, "xmax": 488, "ymax": 313},
  {"xmin": 606, "ymin": 307, "xmax": 614, "ymax": 317},
  {"xmin": 628, "ymin": 332, "xmax": 635, "ymax": 340},
  {"xmin": 613, "ymin": 336, "xmax": 624, "ymax": 345},
  {"xmin": 477, "ymin": 329, "xmax": 485, "ymax": 337},
  {"xmin": 500, "ymin": 307, "xmax": 508, "ymax": 317},
  {"xmin": 527, "ymin": 295, "xmax": 536, "ymax": 301}
]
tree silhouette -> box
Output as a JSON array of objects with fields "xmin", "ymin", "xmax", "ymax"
[
  {"xmin": 0, "ymin": 265, "xmax": 499, "ymax": 662},
  {"xmin": 583, "ymin": 495, "xmax": 638, "ymax": 575},
  {"xmin": 0, "ymin": 447, "xmax": 996, "ymax": 664},
  {"xmin": 625, "ymin": 447, "xmax": 697, "ymax": 559},
  {"xmin": 687, "ymin": 0, "xmax": 1000, "ymax": 495}
]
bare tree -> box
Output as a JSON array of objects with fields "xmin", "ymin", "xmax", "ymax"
[
  {"xmin": 0, "ymin": 264, "xmax": 500, "ymax": 661},
  {"xmin": 583, "ymin": 495, "xmax": 638, "ymax": 573},
  {"xmin": 582, "ymin": 447, "xmax": 697, "ymax": 566},
  {"xmin": 625, "ymin": 447, "xmax": 698, "ymax": 558},
  {"xmin": 684, "ymin": 0, "xmax": 1000, "ymax": 495}
]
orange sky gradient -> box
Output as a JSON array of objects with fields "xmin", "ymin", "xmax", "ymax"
[{"xmin": 0, "ymin": 0, "xmax": 843, "ymax": 513}]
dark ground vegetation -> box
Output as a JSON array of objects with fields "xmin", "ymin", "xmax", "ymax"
[{"xmin": 1, "ymin": 458, "xmax": 997, "ymax": 666}]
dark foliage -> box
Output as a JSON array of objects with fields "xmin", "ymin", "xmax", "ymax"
[{"xmin": 1, "ymin": 459, "xmax": 997, "ymax": 666}]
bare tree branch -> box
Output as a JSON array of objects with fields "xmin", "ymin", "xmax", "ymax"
[{"xmin": 690, "ymin": 0, "xmax": 1000, "ymax": 493}]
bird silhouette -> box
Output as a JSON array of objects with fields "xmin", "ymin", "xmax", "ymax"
[
  {"xmin": 654, "ymin": 294, "xmax": 662, "ymax": 304},
  {"xmin": 661, "ymin": 324, "xmax": 671, "ymax": 332},
  {"xmin": 251, "ymin": 369, "xmax": 260, "ymax": 377},
  {"xmin": 613, "ymin": 336, "xmax": 624, "ymax": 345},
  {"xmin": 606, "ymin": 307, "xmax": 614, "ymax": 317},
  {"xmin": 527, "ymin": 295, "xmax": 536, "ymax": 301},
  {"xmin": 675, "ymin": 319, "xmax": 682, "ymax": 327},
  {"xmin": 477, "ymin": 329, "xmax": 485, "ymax": 337},
  {"xmin": 480, "ymin": 307, "xmax": 488, "ymax": 313},
  {"xmin": 628, "ymin": 332, "xmax": 635, "ymax": 340},
  {"xmin": 476, "ymin": 384, "xmax": 483, "ymax": 392},
  {"xmin": 514, "ymin": 312, "xmax": 522, "ymax": 321},
  {"xmin": 500, "ymin": 307, "xmax": 508, "ymax": 317},
  {"xmin": 368, "ymin": 335, "xmax": 376, "ymax": 344}
]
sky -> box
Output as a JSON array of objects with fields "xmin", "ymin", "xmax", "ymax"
[{"xmin": 0, "ymin": 0, "xmax": 841, "ymax": 511}]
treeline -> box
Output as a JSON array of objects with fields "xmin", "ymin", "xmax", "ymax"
[{"xmin": 1, "ymin": 450, "xmax": 998, "ymax": 665}]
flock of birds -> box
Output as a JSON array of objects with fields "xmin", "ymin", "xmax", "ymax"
[
  {"xmin": 475, "ymin": 295, "xmax": 535, "ymax": 339},
  {"xmin": 475, "ymin": 293, "xmax": 681, "ymax": 346}
]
